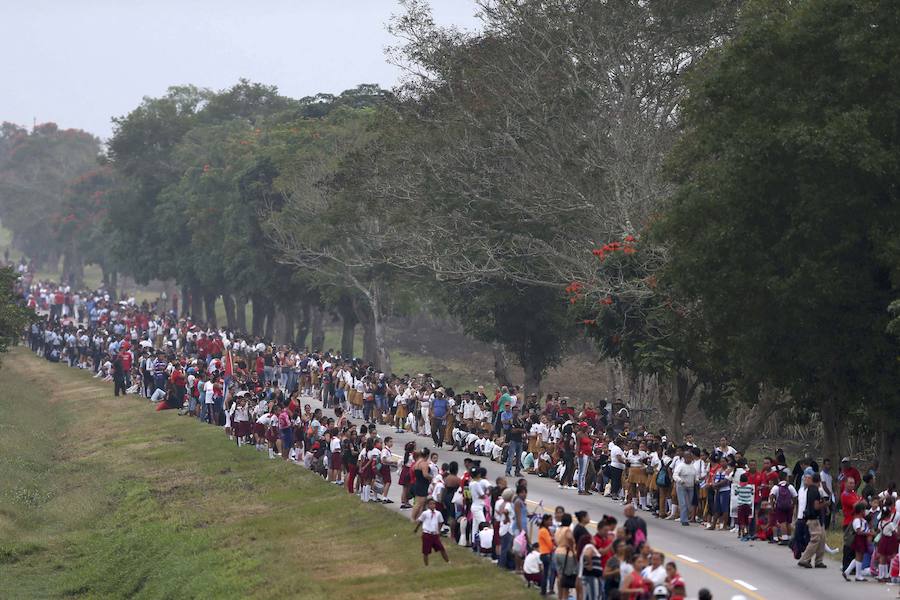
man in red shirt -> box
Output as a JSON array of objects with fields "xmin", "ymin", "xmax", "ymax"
[
  {"xmin": 196, "ymin": 333, "xmax": 210, "ymax": 360},
  {"xmin": 746, "ymin": 459, "xmax": 767, "ymax": 504},
  {"xmin": 838, "ymin": 458, "xmax": 861, "ymax": 494},
  {"xmin": 118, "ymin": 345, "xmax": 133, "ymax": 389},
  {"xmin": 840, "ymin": 477, "xmax": 860, "ymax": 528},
  {"xmin": 839, "ymin": 476, "xmax": 860, "ymax": 571}
]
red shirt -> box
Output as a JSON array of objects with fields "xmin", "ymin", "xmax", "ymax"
[
  {"xmin": 841, "ymin": 490, "xmax": 861, "ymax": 527},
  {"xmin": 118, "ymin": 351, "xmax": 132, "ymax": 371},
  {"xmin": 578, "ymin": 435, "xmax": 593, "ymax": 456},
  {"xmin": 747, "ymin": 471, "xmax": 766, "ymax": 503}
]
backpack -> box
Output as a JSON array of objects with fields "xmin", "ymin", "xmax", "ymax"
[
  {"xmin": 775, "ymin": 484, "xmax": 793, "ymax": 513},
  {"xmin": 656, "ymin": 464, "xmax": 671, "ymax": 488}
]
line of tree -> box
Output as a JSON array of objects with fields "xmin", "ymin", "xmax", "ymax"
[{"xmin": 1, "ymin": 0, "xmax": 898, "ymax": 479}]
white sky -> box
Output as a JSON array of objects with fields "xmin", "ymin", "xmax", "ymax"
[{"xmin": 1, "ymin": 0, "xmax": 482, "ymax": 139}]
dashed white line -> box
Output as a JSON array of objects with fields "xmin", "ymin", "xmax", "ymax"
[
  {"xmin": 734, "ymin": 579, "xmax": 758, "ymax": 591},
  {"xmin": 676, "ymin": 554, "xmax": 700, "ymax": 563}
]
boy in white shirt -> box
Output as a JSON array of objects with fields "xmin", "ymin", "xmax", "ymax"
[
  {"xmin": 413, "ymin": 498, "xmax": 449, "ymax": 565},
  {"xmin": 523, "ymin": 543, "xmax": 542, "ymax": 586}
]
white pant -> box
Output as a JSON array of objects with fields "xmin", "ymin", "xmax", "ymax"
[
  {"xmin": 421, "ymin": 408, "xmax": 431, "ymax": 435},
  {"xmin": 470, "ymin": 504, "xmax": 486, "ymax": 544}
]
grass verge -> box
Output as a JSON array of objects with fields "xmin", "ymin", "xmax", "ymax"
[{"xmin": 0, "ymin": 348, "xmax": 534, "ymax": 599}]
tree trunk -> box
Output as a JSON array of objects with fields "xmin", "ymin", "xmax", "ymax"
[
  {"xmin": 731, "ymin": 386, "xmax": 784, "ymax": 453},
  {"xmin": 310, "ymin": 304, "xmax": 325, "ymax": 351},
  {"xmin": 263, "ymin": 300, "xmax": 275, "ymax": 341},
  {"xmin": 61, "ymin": 246, "xmax": 84, "ymax": 288},
  {"xmin": 283, "ymin": 311, "xmax": 295, "ymax": 347},
  {"xmin": 190, "ymin": 287, "xmax": 203, "ymax": 321},
  {"xmin": 235, "ymin": 295, "xmax": 247, "ymax": 332},
  {"xmin": 251, "ymin": 295, "xmax": 264, "ymax": 336},
  {"xmin": 355, "ymin": 298, "xmax": 377, "ymax": 364},
  {"xmin": 204, "ymin": 293, "xmax": 218, "ymax": 328},
  {"xmin": 295, "ymin": 302, "xmax": 311, "ymax": 348},
  {"xmin": 656, "ymin": 370, "xmax": 698, "ymax": 445},
  {"xmin": 109, "ymin": 271, "xmax": 118, "ymax": 302},
  {"xmin": 340, "ymin": 317, "xmax": 356, "ymax": 358},
  {"xmin": 877, "ymin": 427, "xmax": 900, "ymax": 490},
  {"xmin": 337, "ymin": 299, "xmax": 358, "ymax": 358},
  {"xmin": 522, "ymin": 361, "xmax": 543, "ymax": 399},
  {"xmin": 370, "ymin": 286, "xmax": 392, "ymax": 375},
  {"xmin": 492, "ymin": 343, "xmax": 512, "ymax": 387},
  {"xmin": 222, "ymin": 294, "xmax": 236, "ymax": 329},
  {"xmin": 820, "ymin": 399, "xmax": 846, "ymax": 473},
  {"xmin": 179, "ymin": 284, "xmax": 189, "ymax": 318}
]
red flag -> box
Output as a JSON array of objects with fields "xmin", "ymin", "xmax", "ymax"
[{"xmin": 224, "ymin": 349, "xmax": 233, "ymax": 379}]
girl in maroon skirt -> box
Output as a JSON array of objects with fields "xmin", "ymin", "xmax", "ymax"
[
  {"xmin": 328, "ymin": 428, "xmax": 343, "ymax": 484},
  {"xmin": 344, "ymin": 433, "xmax": 360, "ymax": 494},
  {"xmin": 876, "ymin": 507, "xmax": 898, "ymax": 581},
  {"xmin": 379, "ymin": 436, "xmax": 395, "ymax": 503},
  {"xmin": 358, "ymin": 438, "xmax": 377, "ymax": 503},
  {"xmin": 398, "ymin": 440, "xmax": 417, "ymax": 509},
  {"xmin": 843, "ymin": 501, "xmax": 874, "ymax": 581}
]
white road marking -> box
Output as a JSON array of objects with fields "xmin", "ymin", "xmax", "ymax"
[
  {"xmin": 734, "ymin": 579, "xmax": 758, "ymax": 591},
  {"xmin": 676, "ymin": 554, "xmax": 700, "ymax": 563}
]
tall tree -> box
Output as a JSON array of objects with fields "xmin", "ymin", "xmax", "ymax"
[
  {"xmin": 660, "ymin": 0, "xmax": 900, "ymax": 475},
  {"xmin": 0, "ymin": 123, "xmax": 101, "ymax": 269}
]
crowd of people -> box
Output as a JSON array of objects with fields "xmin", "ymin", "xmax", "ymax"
[{"xmin": 16, "ymin": 270, "xmax": 898, "ymax": 598}]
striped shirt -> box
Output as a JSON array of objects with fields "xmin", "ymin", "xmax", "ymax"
[{"xmin": 734, "ymin": 484, "xmax": 755, "ymax": 506}]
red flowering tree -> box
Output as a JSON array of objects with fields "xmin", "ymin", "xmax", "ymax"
[
  {"xmin": 55, "ymin": 165, "xmax": 119, "ymax": 287},
  {"xmin": 571, "ymin": 233, "xmax": 722, "ymax": 441}
]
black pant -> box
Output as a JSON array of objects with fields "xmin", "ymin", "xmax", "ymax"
[
  {"xmin": 114, "ymin": 376, "xmax": 126, "ymax": 396},
  {"xmin": 432, "ymin": 417, "xmax": 446, "ymax": 447},
  {"xmin": 609, "ymin": 466, "xmax": 624, "ymax": 496}
]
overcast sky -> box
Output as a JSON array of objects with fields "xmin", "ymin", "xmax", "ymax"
[{"xmin": 1, "ymin": 0, "xmax": 482, "ymax": 140}]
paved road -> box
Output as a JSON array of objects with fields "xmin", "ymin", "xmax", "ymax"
[{"xmin": 297, "ymin": 395, "xmax": 888, "ymax": 600}]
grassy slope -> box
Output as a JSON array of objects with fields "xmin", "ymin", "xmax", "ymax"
[{"xmin": 0, "ymin": 349, "xmax": 534, "ymax": 599}]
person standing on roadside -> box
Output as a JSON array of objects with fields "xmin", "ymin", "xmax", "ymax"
[
  {"xmin": 673, "ymin": 450, "xmax": 697, "ymax": 526},
  {"xmin": 576, "ymin": 423, "xmax": 594, "ymax": 496},
  {"xmin": 840, "ymin": 476, "xmax": 860, "ymax": 571},
  {"xmin": 431, "ymin": 388, "xmax": 448, "ymax": 448},
  {"xmin": 797, "ymin": 472, "xmax": 828, "ymax": 569},
  {"xmin": 505, "ymin": 407, "xmax": 525, "ymax": 478}
]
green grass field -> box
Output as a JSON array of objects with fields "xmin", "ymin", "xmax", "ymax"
[{"xmin": 0, "ymin": 349, "xmax": 534, "ymax": 599}]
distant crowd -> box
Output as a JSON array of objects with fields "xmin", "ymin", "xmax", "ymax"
[{"xmin": 18, "ymin": 269, "xmax": 897, "ymax": 597}]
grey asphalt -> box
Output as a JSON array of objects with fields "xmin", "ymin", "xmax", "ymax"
[{"xmin": 296, "ymin": 394, "xmax": 889, "ymax": 600}]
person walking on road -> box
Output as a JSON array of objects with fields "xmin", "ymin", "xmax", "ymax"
[{"xmin": 673, "ymin": 450, "xmax": 698, "ymax": 526}]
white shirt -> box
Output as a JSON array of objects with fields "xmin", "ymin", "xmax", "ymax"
[
  {"xmin": 523, "ymin": 551, "xmax": 542, "ymax": 574},
  {"xmin": 470, "ymin": 479, "xmax": 491, "ymax": 508},
  {"xmin": 204, "ymin": 381, "xmax": 215, "ymax": 404},
  {"xmin": 673, "ymin": 461, "xmax": 698, "ymax": 487},
  {"xmin": 642, "ymin": 565, "xmax": 667, "ymax": 586},
  {"xmin": 530, "ymin": 422, "xmax": 549, "ymax": 442},
  {"xmin": 463, "ymin": 401, "xmax": 476, "ymax": 420},
  {"xmin": 417, "ymin": 509, "xmax": 444, "ymax": 534},
  {"xmin": 478, "ymin": 527, "xmax": 494, "ymax": 550},
  {"xmin": 494, "ymin": 498, "xmax": 512, "ymax": 536},
  {"xmin": 608, "ymin": 441, "xmax": 625, "ymax": 470}
]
